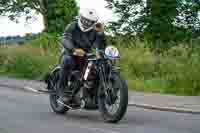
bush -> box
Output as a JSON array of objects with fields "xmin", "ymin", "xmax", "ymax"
[
  {"xmin": 30, "ymin": 33, "xmax": 61, "ymax": 55},
  {"xmin": 0, "ymin": 45, "xmax": 58, "ymax": 80},
  {"xmin": 158, "ymin": 45, "xmax": 200, "ymax": 95},
  {"xmin": 113, "ymin": 39, "xmax": 200, "ymax": 95},
  {"xmin": 119, "ymin": 44, "xmax": 156, "ymax": 79}
]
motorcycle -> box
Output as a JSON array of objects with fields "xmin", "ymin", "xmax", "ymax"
[{"xmin": 45, "ymin": 46, "xmax": 128, "ymax": 123}]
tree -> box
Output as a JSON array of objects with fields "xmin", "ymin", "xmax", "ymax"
[
  {"xmin": 105, "ymin": 0, "xmax": 199, "ymax": 45},
  {"xmin": 0, "ymin": 0, "xmax": 79, "ymax": 33},
  {"xmin": 106, "ymin": 0, "xmax": 177, "ymax": 40},
  {"xmin": 175, "ymin": 0, "xmax": 200, "ymax": 32},
  {"xmin": 105, "ymin": 0, "xmax": 147, "ymax": 34}
]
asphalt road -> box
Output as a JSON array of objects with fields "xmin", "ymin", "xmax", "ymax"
[{"xmin": 0, "ymin": 86, "xmax": 199, "ymax": 133}]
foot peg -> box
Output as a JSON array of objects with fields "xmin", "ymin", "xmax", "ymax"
[
  {"xmin": 57, "ymin": 99, "xmax": 81, "ymax": 110},
  {"xmin": 57, "ymin": 100, "xmax": 73, "ymax": 109}
]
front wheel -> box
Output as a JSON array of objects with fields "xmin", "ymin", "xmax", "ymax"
[
  {"xmin": 98, "ymin": 73, "xmax": 128, "ymax": 123},
  {"xmin": 47, "ymin": 68, "xmax": 69, "ymax": 114}
]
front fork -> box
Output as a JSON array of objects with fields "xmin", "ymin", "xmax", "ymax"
[
  {"xmin": 98, "ymin": 64, "xmax": 111, "ymax": 100},
  {"xmin": 98, "ymin": 64, "xmax": 120, "ymax": 106}
]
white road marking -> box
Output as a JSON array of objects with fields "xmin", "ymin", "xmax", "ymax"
[{"xmin": 23, "ymin": 86, "xmax": 40, "ymax": 93}]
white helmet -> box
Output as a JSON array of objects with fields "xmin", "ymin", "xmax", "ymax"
[{"xmin": 78, "ymin": 8, "xmax": 99, "ymax": 32}]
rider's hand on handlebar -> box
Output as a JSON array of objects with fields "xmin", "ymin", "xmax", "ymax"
[{"xmin": 73, "ymin": 48, "xmax": 85, "ymax": 56}]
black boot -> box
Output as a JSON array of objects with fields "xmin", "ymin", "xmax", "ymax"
[
  {"xmin": 57, "ymin": 65, "xmax": 71, "ymax": 104},
  {"xmin": 57, "ymin": 82, "xmax": 72, "ymax": 105}
]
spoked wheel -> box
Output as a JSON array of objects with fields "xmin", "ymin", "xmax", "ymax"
[
  {"xmin": 48, "ymin": 68, "xmax": 69, "ymax": 114},
  {"xmin": 98, "ymin": 73, "xmax": 128, "ymax": 123},
  {"xmin": 105, "ymin": 89, "xmax": 121, "ymax": 115}
]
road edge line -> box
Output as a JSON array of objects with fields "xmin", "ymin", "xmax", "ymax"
[{"xmin": 129, "ymin": 103, "xmax": 200, "ymax": 114}]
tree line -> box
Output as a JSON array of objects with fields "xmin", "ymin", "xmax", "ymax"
[
  {"xmin": 0, "ymin": 0, "xmax": 199, "ymax": 49},
  {"xmin": 105, "ymin": 0, "xmax": 200, "ymax": 48},
  {"xmin": 0, "ymin": 34, "xmax": 38, "ymax": 45}
]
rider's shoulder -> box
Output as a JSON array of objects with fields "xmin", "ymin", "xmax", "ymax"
[{"xmin": 64, "ymin": 21, "xmax": 78, "ymax": 32}]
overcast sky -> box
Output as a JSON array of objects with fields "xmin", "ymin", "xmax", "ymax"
[{"xmin": 0, "ymin": 0, "xmax": 114, "ymax": 37}]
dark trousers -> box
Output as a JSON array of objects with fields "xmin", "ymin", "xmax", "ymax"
[{"xmin": 58, "ymin": 54, "xmax": 75, "ymax": 97}]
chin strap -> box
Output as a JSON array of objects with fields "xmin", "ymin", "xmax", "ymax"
[{"xmin": 78, "ymin": 19, "xmax": 94, "ymax": 32}]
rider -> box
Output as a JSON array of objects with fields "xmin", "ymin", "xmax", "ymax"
[{"xmin": 58, "ymin": 8, "xmax": 106, "ymax": 104}]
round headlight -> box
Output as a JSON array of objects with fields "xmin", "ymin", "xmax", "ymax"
[{"xmin": 105, "ymin": 46, "xmax": 120, "ymax": 59}]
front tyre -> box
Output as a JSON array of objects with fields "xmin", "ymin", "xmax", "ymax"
[
  {"xmin": 47, "ymin": 67, "xmax": 69, "ymax": 114},
  {"xmin": 98, "ymin": 73, "xmax": 128, "ymax": 123}
]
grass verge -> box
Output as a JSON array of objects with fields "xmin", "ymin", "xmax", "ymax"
[{"xmin": 1, "ymin": 40, "xmax": 200, "ymax": 96}]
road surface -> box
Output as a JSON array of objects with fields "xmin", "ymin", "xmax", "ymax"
[{"xmin": 0, "ymin": 86, "xmax": 199, "ymax": 133}]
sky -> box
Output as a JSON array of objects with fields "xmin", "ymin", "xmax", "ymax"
[{"xmin": 0, "ymin": 0, "xmax": 114, "ymax": 37}]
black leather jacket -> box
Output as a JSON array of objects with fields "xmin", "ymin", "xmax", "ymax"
[{"xmin": 61, "ymin": 21, "xmax": 106, "ymax": 55}]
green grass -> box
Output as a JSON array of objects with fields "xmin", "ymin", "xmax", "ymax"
[
  {"xmin": 1, "ymin": 38, "xmax": 200, "ymax": 96},
  {"xmin": 118, "ymin": 44, "xmax": 200, "ymax": 96},
  {"xmin": 0, "ymin": 45, "xmax": 58, "ymax": 80}
]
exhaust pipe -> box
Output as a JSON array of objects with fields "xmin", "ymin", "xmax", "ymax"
[{"xmin": 23, "ymin": 86, "xmax": 56, "ymax": 94}]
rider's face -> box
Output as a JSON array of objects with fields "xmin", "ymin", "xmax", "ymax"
[{"xmin": 95, "ymin": 23, "xmax": 104, "ymax": 32}]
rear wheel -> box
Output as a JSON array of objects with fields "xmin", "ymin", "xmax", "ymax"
[
  {"xmin": 48, "ymin": 68, "xmax": 69, "ymax": 114},
  {"xmin": 98, "ymin": 73, "xmax": 128, "ymax": 123}
]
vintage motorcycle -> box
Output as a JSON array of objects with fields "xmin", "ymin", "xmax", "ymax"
[{"xmin": 45, "ymin": 46, "xmax": 128, "ymax": 123}]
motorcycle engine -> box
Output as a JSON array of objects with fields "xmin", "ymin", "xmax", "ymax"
[
  {"xmin": 84, "ymin": 81, "xmax": 94, "ymax": 89},
  {"xmin": 84, "ymin": 67, "xmax": 97, "ymax": 89}
]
